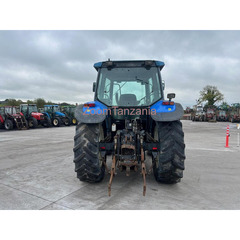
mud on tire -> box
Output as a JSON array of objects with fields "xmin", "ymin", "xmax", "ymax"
[
  {"xmin": 153, "ymin": 120, "xmax": 185, "ymax": 183},
  {"xmin": 73, "ymin": 123, "xmax": 105, "ymax": 183}
]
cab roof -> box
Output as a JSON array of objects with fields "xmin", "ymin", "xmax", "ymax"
[
  {"xmin": 94, "ymin": 60, "xmax": 165, "ymax": 71},
  {"xmin": 44, "ymin": 105, "xmax": 59, "ymax": 107}
]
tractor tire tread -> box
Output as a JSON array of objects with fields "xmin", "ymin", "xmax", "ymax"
[
  {"xmin": 73, "ymin": 123, "xmax": 105, "ymax": 183},
  {"xmin": 153, "ymin": 120, "xmax": 185, "ymax": 184}
]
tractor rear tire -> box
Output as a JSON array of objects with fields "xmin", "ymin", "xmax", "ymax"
[
  {"xmin": 53, "ymin": 117, "xmax": 61, "ymax": 127},
  {"xmin": 5, "ymin": 119, "xmax": 13, "ymax": 130},
  {"xmin": 153, "ymin": 120, "xmax": 185, "ymax": 183},
  {"xmin": 28, "ymin": 117, "xmax": 38, "ymax": 128},
  {"xmin": 64, "ymin": 117, "xmax": 71, "ymax": 126},
  {"xmin": 73, "ymin": 123, "xmax": 105, "ymax": 183},
  {"xmin": 43, "ymin": 117, "xmax": 51, "ymax": 128}
]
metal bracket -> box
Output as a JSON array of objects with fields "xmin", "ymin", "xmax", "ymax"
[
  {"xmin": 140, "ymin": 137, "xmax": 146, "ymax": 196},
  {"xmin": 108, "ymin": 155, "xmax": 116, "ymax": 196}
]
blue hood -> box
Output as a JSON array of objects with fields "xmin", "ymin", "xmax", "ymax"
[{"xmin": 55, "ymin": 111, "xmax": 65, "ymax": 117}]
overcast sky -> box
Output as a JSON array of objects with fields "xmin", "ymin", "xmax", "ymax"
[{"xmin": 0, "ymin": 30, "xmax": 239, "ymax": 108}]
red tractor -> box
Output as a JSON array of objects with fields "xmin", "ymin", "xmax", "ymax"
[
  {"xmin": 20, "ymin": 104, "xmax": 51, "ymax": 128},
  {"xmin": 205, "ymin": 106, "xmax": 216, "ymax": 122},
  {"xmin": 0, "ymin": 107, "xmax": 5, "ymax": 129},
  {"xmin": 0, "ymin": 106, "xmax": 28, "ymax": 130}
]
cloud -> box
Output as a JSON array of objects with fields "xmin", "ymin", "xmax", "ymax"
[{"xmin": 0, "ymin": 30, "xmax": 240, "ymax": 107}]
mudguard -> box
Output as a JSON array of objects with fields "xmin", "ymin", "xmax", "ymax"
[
  {"xmin": 43, "ymin": 112, "xmax": 51, "ymax": 120},
  {"xmin": 75, "ymin": 101, "xmax": 107, "ymax": 124},
  {"xmin": 150, "ymin": 101, "xmax": 184, "ymax": 122}
]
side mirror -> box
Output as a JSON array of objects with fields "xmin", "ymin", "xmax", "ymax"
[
  {"xmin": 162, "ymin": 80, "xmax": 165, "ymax": 90},
  {"xmin": 167, "ymin": 93, "xmax": 176, "ymax": 101},
  {"xmin": 92, "ymin": 82, "xmax": 96, "ymax": 92}
]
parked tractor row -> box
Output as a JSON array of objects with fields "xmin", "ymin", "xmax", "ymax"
[
  {"xmin": 191, "ymin": 104, "xmax": 240, "ymax": 122},
  {"xmin": 0, "ymin": 104, "xmax": 77, "ymax": 130}
]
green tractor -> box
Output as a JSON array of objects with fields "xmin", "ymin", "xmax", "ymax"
[
  {"xmin": 73, "ymin": 60, "xmax": 186, "ymax": 196},
  {"xmin": 61, "ymin": 105, "xmax": 78, "ymax": 125}
]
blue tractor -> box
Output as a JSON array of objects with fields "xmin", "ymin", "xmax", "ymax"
[
  {"xmin": 43, "ymin": 105, "xmax": 71, "ymax": 127},
  {"xmin": 73, "ymin": 60, "xmax": 186, "ymax": 196}
]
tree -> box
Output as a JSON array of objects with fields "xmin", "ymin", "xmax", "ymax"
[
  {"xmin": 34, "ymin": 98, "xmax": 46, "ymax": 108},
  {"xmin": 198, "ymin": 85, "xmax": 224, "ymax": 107},
  {"xmin": 5, "ymin": 98, "xmax": 23, "ymax": 106},
  {"xmin": 27, "ymin": 99, "xmax": 34, "ymax": 104}
]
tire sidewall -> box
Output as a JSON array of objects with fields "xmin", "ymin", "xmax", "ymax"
[
  {"xmin": 64, "ymin": 117, "xmax": 71, "ymax": 126},
  {"xmin": 53, "ymin": 118, "xmax": 60, "ymax": 127},
  {"xmin": 29, "ymin": 117, "xmax": 38, "ymax": 128},
  {"xmin": 5, "ymin": 119, "xmax": 13, "ymax": 130}
]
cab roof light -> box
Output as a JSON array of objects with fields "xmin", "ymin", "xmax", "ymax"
[
  {"xmin": 93, "ymin": 62, "xmax": 103, "ymax": 71},
  {"xmin": 155, "ymin": 61, "xmax": 165, "ymax": 70},
  {"xmin": 145, "ymin": 60, "xmax": 153, "ymax": 66},
  {"xmin": 106, "ymin": 58, "xmax": 113, "ymax": 67}
]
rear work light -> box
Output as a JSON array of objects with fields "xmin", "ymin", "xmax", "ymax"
[
  {"xmin": 84, "ymin": 103, "xmax": 95, "ymax": 107},
  {"xmin": 162, "ymin": 101, "xmax": 174, "ymax": 106}
]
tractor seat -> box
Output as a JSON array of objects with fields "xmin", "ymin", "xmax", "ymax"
[{"xmin": 118, "ymin": 94, "xmax": 138, "ymax": 106}]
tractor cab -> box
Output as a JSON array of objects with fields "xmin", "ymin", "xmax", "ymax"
[
  {"xmin": 5, "ymin": 106, "xmax": 18, "ymax": 115},
  {"xmin": 44, "ymin": 105, "xmax": 63, "ymax": 117},
  {"xmin": 94, "ymin": 60, "xmax": 164, "ymax": 108},
  {"xmin": 89, "ymin": 60, "xmax": 168, "ymax": 124},
  {"xmin": 20, "ymin": 104, "xmax": 43, "ymax": 119},
  {"xmin": 20, "ymin": 104, "xmax": 38, "ymax": 115}
]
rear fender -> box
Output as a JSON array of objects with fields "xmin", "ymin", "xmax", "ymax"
[
  {"xmin": 43, "ymin": 112, "xmax": 51, "ymax": 120},
  {"xmin": 150, "ymin": 100, "xmax": 184, "ymax": 122},
  {"xmin": 75, "ymin": 101, "xmax": 107, "ymax": 124}
]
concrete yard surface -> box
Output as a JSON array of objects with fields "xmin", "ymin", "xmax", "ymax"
[{"xmin": 0, "ymin": 121, "xmax": 240, "ymax": 210}]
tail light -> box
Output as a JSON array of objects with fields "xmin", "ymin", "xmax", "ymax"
[
  {"xmin": 84, "ymin": 103, "xmax": 95, "ymax": 107},
  {"xmin": 162, "ymin": 101, "xmax": 174, "ymax": 106}
]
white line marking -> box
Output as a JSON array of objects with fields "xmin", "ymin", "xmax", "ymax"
[{"xmin": 187, "ymin": 147, "xmax": 235, "ymax": 152}]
